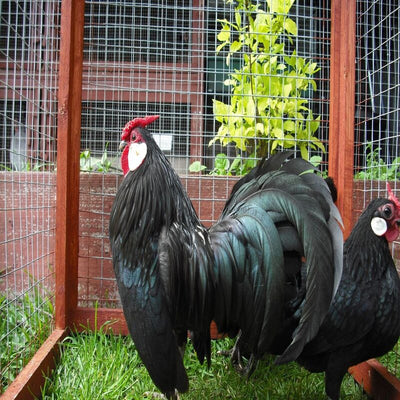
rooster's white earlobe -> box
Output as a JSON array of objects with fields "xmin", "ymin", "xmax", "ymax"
[
  {"xmin": 128, "ymin": 142, "xmax": 147, "ymax": 171},
  {"xmin": 371, "ymin": 217, "xmax": 387, "ymax": 236}
]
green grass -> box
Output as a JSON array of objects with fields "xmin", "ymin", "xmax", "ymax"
[
  {"xmin": 0, "ymin": 290, "xmax": 54, "ymax": 392},
  {"xmin": 379, "ymin": 340, "xmax": 400, "ymax": 377},
  {"xmin": 41, "ymin": 326, "xmax": 368, "ymax": 400}
]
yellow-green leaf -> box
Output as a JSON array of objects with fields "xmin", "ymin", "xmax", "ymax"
[
  {"xmin": 283, "ymin": 17, "xmax": 297, "ymax": 35},
  {"xmin": 283, "ymin": 120, "xmax": 295, "ymax": 132},
  {"xmin": 224, "ymin": 79, "xmax": 236, "ymax": 86},
  {"xmin": 216, "ymin": 42, "xmax": 228, "ymax": 53},
  {"xmin": 257, "ymin": 96, "xmax": 271, "ymax": 113},
  {"xmin": 235, "ymin": 10, "xmax": 241, "ymax": 27},
  {"xmin": 300, "ymin": 144, "xmax": 309, "ymax": 161},
  {"xmin": 283, "ymin": 83, "xmax": 292, "ymax": 97},
  {"xmin": 213, "ymin": 100, "xmax": 231, "ymax": 122},
  {"xmin": 267, "ymin": 0, "xmax": 295, "ymax": 14},
  {"xmin": 217, "ymin": 26, "xmax": 230, "ymax": 42},
  {"xmin": 246, "ymin": 98, "xmax": 256, "ymax": 118},
  {"xmin": 283, "ymin": 134, "xmax": 295, "ymax": 148},
  {"xmin": 232, "ymin": 134, "xmax": 247, "ymax": 151},
  {"xmin": 272, "ymin": 127, "xmax": 284, "ymax": 139},
  {"xmin": 230, "ymin": 40, "xmax": 242, "ymax": 53},
  {"xmin": 306, "ymin": 62, "xmax": 318, "ymax": 75},
  {"xmin": 244, "ymin": 127, "xmax": 254, "ymax": 137},
  {"xmin": 255, "ymin": 122, "xmax": 264, "ymax": 134},
  {"xmin": 313, "ymin": 138, "xmax": 326, "ymax": 152}
]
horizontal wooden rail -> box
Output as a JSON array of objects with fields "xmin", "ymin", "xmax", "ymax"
[
  {"xmin": 1, "ymin": 329, "xmax": 67, "ymax": 400},
  {"xmin": 72, "ymin": 307, "xmax": 222, "ymax": 339},
  {"xmin": 350, "ymin": 359, "xmax": 400, "ymax": 400},
  {"xmin": 72, "ymin": 307, "xmax": 128, "ymax": 335}
]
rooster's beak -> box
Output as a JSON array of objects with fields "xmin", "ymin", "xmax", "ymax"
[{"xmin": 119, "ymin": 140, "xmax": 127, "ymax": 151}]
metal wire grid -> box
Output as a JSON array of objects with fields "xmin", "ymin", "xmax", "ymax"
[
  {"xmin": 0, "ymin": 0, "xmax": 59, "ymax": 391},
  {"xmin": 355, "ymin": 1, "xmax": 400, "ymax": 203},
  {"xmin": 355, "ymin": 0, "xmax": 400, "ymax": 378},
  {"xmin": 0, "ymin": 0, "xmax": 398, "ymax": 391},
  {"xmin": 77, "ymin": 0, "xmax": 331, "ymax": 307},
  {"xmin": 80, "ymin": 0, "xmax": 331, "ymax": 168},
  {"xmin": 203, "ymin": 0, "xmax": 331, "ymax": 170}
]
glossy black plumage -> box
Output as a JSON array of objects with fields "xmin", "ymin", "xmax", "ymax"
[
  {"xmin": 294, "ymin": 198, "xmax": 400, "ymax": 400},
  {"xmin": 109, "ymin": 120, "xmax": 343, "ymax": 398}
]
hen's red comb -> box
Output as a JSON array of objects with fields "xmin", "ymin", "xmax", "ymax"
[
  {"xmin": 387, "ymin": 182, "xmax": 400, "ymax": 209},
  {"xmin": 122, "ymin": 115, "xmax": 159, "ymax": 139}
]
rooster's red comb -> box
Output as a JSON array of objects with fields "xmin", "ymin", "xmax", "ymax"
[
  {"xmin": 122, "ymin": 115, "xmax": 159, "ymax": 138},
  {"xmin": 387, "ymin": 182, "xmax": 400, "ymax": 209}
]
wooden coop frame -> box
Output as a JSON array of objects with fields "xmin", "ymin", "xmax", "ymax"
[{"xmin": 3, "ymin": 0, "xmax": 400, "ymax": 399}]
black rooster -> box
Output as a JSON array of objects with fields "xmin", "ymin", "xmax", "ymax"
[
  {"xmin": 109, "ymin": 116, "xmax": 343, "ymax": 399},
  {"xmin": 289, "ymin": 185, "xmax": 400, "ymax": 400}
]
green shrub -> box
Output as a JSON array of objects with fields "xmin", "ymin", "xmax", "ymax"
[{"xmin": 208, "ymin": 0, "xmax": 324, "ymax": 175}]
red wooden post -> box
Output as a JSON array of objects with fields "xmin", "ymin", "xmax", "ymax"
[
  {"xmin": 55, "ymin": 0, "xmax": 85, "ymax": 330},
  {"xmin": 1, "ymin": 2, "xmax": 85, "ymax": 398},
  {"xmin": 328, "ymin": 0, "xmax": 356, "ymax": 239},
  {"xmin": 350, "ymin": 360, "xmax": 400, "ymax": 400}
]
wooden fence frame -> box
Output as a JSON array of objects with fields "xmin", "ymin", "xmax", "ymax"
[
  {"xmin": 3, "ymin": 0, "xmax": 84, "ymax": 397},
  {"xmin": 2, "ymin": 0, "xmax": 400, "ymax": 399}
]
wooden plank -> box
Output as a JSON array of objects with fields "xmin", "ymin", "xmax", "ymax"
[
  {"xmin": 73, "ymin": 307, "xmax": 129, "ymax": 335},
  {"xmin": 1, "ymin": 329, "xmax": 67, "ymax": 400},
  {"xmin": 72, "ymin": 307, "xmax": 222, "ymax": 339},
  {"xmin": 55, "ymin": 0, "xmax": 85, "ymax": 330},
  {"xmin": 328, "ymin": 0, "xmax": 356, "ymax": 239},
  {"xmin": 350, "ymin": 359, "xmax": 400, "ymax": 400}
]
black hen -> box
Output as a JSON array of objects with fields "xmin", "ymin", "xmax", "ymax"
[
  {"xmin": 109, "ymin": 116, "xmax": 343, "ymax": 398},
  {"xmin": 292, "ymin": 187, "xmax": 400, "ymax": 400}
]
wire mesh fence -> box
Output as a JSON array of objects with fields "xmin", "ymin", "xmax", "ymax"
[
  {"xmin": 354, "ymin": 1, "xmax": 400, "ymax": 233},
  {"xmin": 0, "ymin": 0, "xmax": 60, "ymax": 392},
  {"xmin": 1, "ymin": 0, "xmax": 400, "ymax": 395},
  {"xmin": 355, "ymin": 0, "xmax": 400, "ymax": 200},
  {"xmin": 355, "ymin": 0, "xmax": 400, "ymax": 378},
  {"xmin": 77, "ymin": 0, "xmax": 332, "ymax": 308}
]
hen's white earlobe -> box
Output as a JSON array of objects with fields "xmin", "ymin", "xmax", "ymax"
[{"xmin": 371, "ymin": 217, "xmax": 387, "ymax": 236}]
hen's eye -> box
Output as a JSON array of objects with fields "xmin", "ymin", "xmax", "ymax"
[{"xmin": 383, "ymin": 206, "xmax": 392, "ymax": 218}]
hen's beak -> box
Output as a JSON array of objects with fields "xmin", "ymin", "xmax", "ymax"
[{"xmin": 119, "ymin": 140, "xmax": 127, "ymax": 151}]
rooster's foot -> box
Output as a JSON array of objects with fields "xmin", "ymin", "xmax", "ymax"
[
  {"xmin": 218, "ymin": 343, "xmax": 257, "ymax": 377},
  {"xmin": 232, "ymin": 351, "xmax": 258, "ymax": 378},
  {"xmin": 143, "ymin": 389, "xmax": 179, "ymax": 400}
]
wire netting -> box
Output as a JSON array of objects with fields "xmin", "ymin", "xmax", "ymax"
[
  {"xmin": 355, "ymin": 0, "xmax": 400, "ymax": 377},
  {"xmin": 355, "ymin": 1, "xmax": 400, "ymax": 202},
  {"xmin": 2, "ymin": 0, "xmax": 400, "ymax": 392},
  {"xmin": 0, "ymin": 0, "xmax": 59, "ymax": 392},
  {"xmin": 77, "ymin": 0, "xmax": 331, "ymax": 308}
]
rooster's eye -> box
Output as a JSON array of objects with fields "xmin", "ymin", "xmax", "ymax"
[
  {"xmin": 131, "ymin": 133, "xmax": 136, "ymax": 141},
  {"xmin": 383, "ymin": 206, "xmax": 392, "ymax": 219}
]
